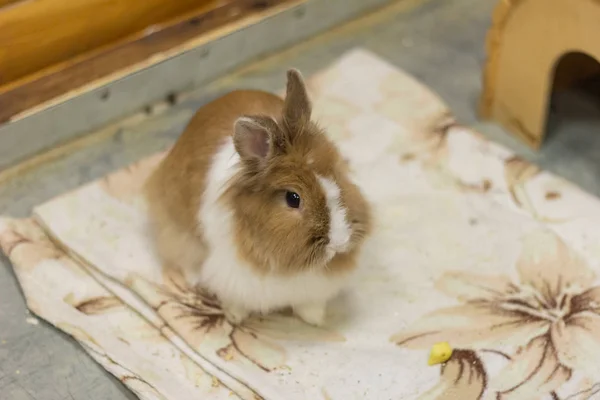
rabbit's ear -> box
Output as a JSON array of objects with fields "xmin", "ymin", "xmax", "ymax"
[
  {"xmin": 283, "ymin": 69, "xmax": 312, "ymax": 132},
  {"xmin": 233, "ymin": 115, "xmax": 279, "ymax": 163}
]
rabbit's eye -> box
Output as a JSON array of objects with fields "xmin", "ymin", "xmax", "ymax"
[{"xmin": 285, "ymin": 191, "xmax": 301, "ymax": 209}]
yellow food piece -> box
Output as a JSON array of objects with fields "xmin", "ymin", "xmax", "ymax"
[{"xmin": 428, "ymin": 342, "xmax": 453, "ymax": 365}]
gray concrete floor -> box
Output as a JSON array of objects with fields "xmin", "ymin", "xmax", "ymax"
[{"xmin": 1, "ymin": 0, "xmax": 600, "ymax": 398}]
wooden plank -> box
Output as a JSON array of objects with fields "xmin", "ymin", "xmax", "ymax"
[
  {"xmin": 0, "ymin": 0, "xmax": 24, "ymax": 8},
  {"xmin": 0, "ymin": 0, "xmax": 290, "ymax": 124},
  {"xmin": 0, "ymin": 0, "xmax": 224, "ymax": 85},
  {"xmin": 0, "ymin": 0, "xmax": 400, "ymax": 170}
]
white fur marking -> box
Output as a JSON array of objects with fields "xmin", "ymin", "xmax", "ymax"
[
  {"xmin": 237, "ymin": 116, "xmax": 254, "ymax": 124},
  {"xmin": 317, "ymin": 175, "xmax": 351, "ymax": 255},
  {"xmin": 196, "ymin": 138, "xmax": 349, "ymax": 317}
]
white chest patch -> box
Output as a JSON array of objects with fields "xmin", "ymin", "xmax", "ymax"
[{"xmin": 196, "ymin": 138, "xmax": 349, "ymax": 313}]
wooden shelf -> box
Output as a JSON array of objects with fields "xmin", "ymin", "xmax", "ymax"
[
  {"xmin": 0, "ymin": 0, "xmax": 395, "ymax": 171},
  {"xmin": 0, "ymin": 0, "xmax": 294, "ymax": 123},
  {"xmin": 0, "ymin": 0, "xmax": 23, "ymax": 9},
  {"xmin": 1, "ymin": 0, "xmax": 227, "ymax": 85}
]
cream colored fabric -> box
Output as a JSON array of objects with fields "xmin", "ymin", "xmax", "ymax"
[{"xmin": 2, "ymin": 49, "xmax": 600, "ymax": 400}]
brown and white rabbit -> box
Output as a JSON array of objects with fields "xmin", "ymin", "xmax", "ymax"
[{"xmin": 144, "ymin": 69, "xmax": 372, "ymax": 326}]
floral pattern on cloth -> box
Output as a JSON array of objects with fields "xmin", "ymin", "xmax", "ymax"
[
  {"xmin": 129, "ymin": 267, "xmax": 346, "ymax": 373},
  {"xmin": 392, "ymin": 230, "xmax": 600, "ymax": 399},
  {"xmin": 2, "ymin": 49, "xmax": 600, "ymax": 399},
  {"xmin": 0, "ymin": 218, "xmax": 236, "ymax": 399}
]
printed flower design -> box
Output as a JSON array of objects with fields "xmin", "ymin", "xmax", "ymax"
[
  {"xmin": 55, "ymin": 320, "xmax": 168, "ymax": 399},
  {"xmin": 376, "ymin": 73, "xmax": 451, "ymax": 143},
  {"xmin": 393, "ymin": 112, "xmax": 498, "ymax": 195},
  {"xmin": 128, "ymin": 268, "xmax": 345, "ymax": 372},
  {"xmin": 64, "ymin": 294, "xmax": 166, "ymax": 344},
  {"xmin": 69, "ymin": 295, "xmax": 123, "ymax": 315},
  {"xmin": 383, "ymin": 109, "xmax": 499, "ymax": 196},
  {"xmin": 370, "ymin": 72, "xmax": 464, "ymax": 177},
  {"xmin": 503, "ymin": 155, "xmax": 562, "ymax": 223},
  {"xmin": 564, "ymin": 379, "xmax": 600, "ymax": 400},
  {"xmin": 99, "ymin": 151, "xmax": 166, "ymax": 206},
  {"xmin": 389, "ymin": 110, "xmax": 455, "ymax": 167},
  {"xmin": 504, "ymin": 156, "xmax": 541, "ymax": 212},
  {"xmin": 391, "ymin": 230, "xmax": 600, "ymax": 399},
  {"xmin": 0, "ymin": 218, "xmax": 75, "ymax": 273},
  {"xmin": 417, "ymin": 350, "xmax": 487, "ymax": 400}
]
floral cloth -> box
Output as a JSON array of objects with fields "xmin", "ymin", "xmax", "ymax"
[{"xmin": 2, "ymin": 49, "xmax": 600, "ymax": 400}]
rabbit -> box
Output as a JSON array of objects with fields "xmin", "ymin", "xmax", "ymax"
[{"xmin": 144, "ymin": 69, "xmax": 372, "ymax": 326}]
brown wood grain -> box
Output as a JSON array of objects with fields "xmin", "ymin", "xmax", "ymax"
[
  {"xmin": 0, "ymin": 0, "xmax": 293, "ymax": 123},
  {"xmin": 0, "ymin": 0, "xmax": 23, "ymax": 9},
  {"xmin": 0, "ymin": 0, "xmax": 227, "ymax": 85}
]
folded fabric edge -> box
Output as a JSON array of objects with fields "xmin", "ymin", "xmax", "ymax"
[
  {"xmin": 0, "ymin": 216, "xmax": 174, "ymax": 399},
  {"xmin": 31, "ymin": 214, "xmax": 274, "ymax": 400},
  {"xmin": 0, "ymin": 216, "xmax": 262, "ymax": 400}
]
